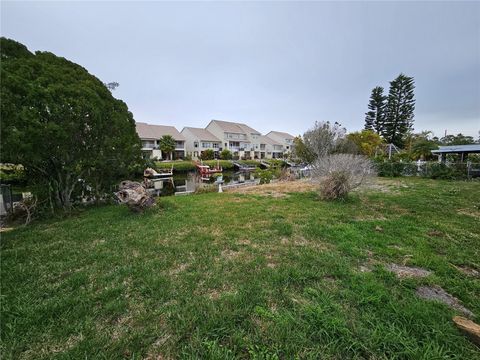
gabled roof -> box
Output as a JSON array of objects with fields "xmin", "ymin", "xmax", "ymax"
[
  {"xmin": 266, "ymin": 130, "xmax": 295, "ymax": 140},
  {"xmin": 259, "ymin": 135, "xmax": 281, "ymax": 146},
  {"xmin": 181, "ymin": 127, "xmax": 221, "ymax": 142},
  {"xmin": 209, "ymin": 120, "xmax": 260, "ymax": 135},
  {"xmin": 431, "ymin": 144, "xmax": 480, "ymax": 154},
  {"xmin": 136, "ymin": 122, "xmax": 185, "ymax": 141}
]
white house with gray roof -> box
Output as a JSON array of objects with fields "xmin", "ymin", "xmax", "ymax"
[
  {"xmin": 135, "ymin": 122, "xmax": 186, "ymax": 160},
  {"xmin": 266, "ymin": 131, "xmax": 295, "ymax": 156},
  {"xmin": 181, "ymin": 127, "xmax": 222, "ymax": 160},
  {"xmin": 206, "ymin": 120, "xmax": 269, "ymax": 159}
]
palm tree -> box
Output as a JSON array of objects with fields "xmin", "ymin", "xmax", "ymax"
[{"xmin": 159, "ymin": 135, "xmax": 176, "ymax": 160}]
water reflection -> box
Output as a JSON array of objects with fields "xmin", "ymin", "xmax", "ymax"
[{"xmin": 148, "ymin": 171, "xmax": 258, "ymax": 196}]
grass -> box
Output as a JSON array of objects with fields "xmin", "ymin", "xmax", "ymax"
[{"xmin": 1, "ymin": 178, "xmax": 480, "ymax": 359}]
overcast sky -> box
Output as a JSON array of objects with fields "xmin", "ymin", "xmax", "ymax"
[{"xmin": 2, "ymin": 1, "xmax": 479, "ymax": 138}]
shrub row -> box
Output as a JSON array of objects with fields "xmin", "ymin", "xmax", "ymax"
[{"xmin": 374, "ymin": 161, "xmax": 470, "ymax": 180}]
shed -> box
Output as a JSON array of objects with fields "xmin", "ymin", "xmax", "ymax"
[{"xmin": 431, "ymin": 144, "xmax": 480, "ymax": 162}]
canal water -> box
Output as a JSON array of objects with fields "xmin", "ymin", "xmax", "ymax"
[{"xmin": 152, "ymin": 170, "xmax": 258, "ymax": 196}]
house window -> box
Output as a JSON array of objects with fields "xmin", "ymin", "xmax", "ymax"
[
  {"xmin": 212, "ymin": 143, "xmax": 219, "ymax": 148},
  {"xmin": 194, "ymin": 142, "xmax": 198, "ymax": 148},
  {"xmin": 202, "ymin": 142, "xmax": 212, "ymax": 148}
]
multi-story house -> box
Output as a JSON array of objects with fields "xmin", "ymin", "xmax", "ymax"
[
  {"xmin": 205, "ymin": 120, "xmax": 263, "ymax": 159},
  {"xmin": 135, "ymin": 122, "xmax": 185, "ymax": 160},
  {"xmin": 265, "ymin": 131, "xmax": 296, "ymax": 156},
  {"xmin": 260, "ymin": 136, "xmax": 284, "ymax": 159},
  {"xmin": 181, "ymin": 127, "xmax": 222, "ymax": 160}
]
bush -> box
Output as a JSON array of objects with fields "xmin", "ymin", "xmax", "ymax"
[
  {"xmin": 374, "ymin": 160, "xmax": 411, "ymax": 177},
  {"xmin": 312, "ymin": 154, "xmax": 375, "ymax": 200},
  {"xmin": 155, "ymin": 161, "xmax": 196, "ymax": 172},
  {"xmin": 200, "ymin": 149, "xmax": 215, "ymax": 160},
  {"xmin": 254, "ymin": 168, "xmax": 281, "ymax": 184},
  {"xmin": 0, "ymin": 164, "xmax": 26, "ymax": 185},
  {"xmin": 203, "ymin": 160, "xmax": 234, "ymax": 170},
  {"xmin": 220, "ymin": 149, "xmax": 233, "ymax": 160},
  {"xmin": 426, "ymin": 163, "xmax": 467, "ymax": 180}
]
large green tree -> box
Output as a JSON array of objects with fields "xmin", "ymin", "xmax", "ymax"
[
  {"xmin": 382, "ymin": 74, "xmax": 416, "ymax": 147},
  {"xmin": 0, "ymin": 38, "xmax": 142, "ymax": 211},
  {"xmin": 364, "ymin": 86, "xmax": 386, "ymax": 133},
  {"xmin": 347, "ymin": 130, "xmax": 384, "ymax": 157},
  {"xmin": 159, "ymin": 135, "xmax": 176, "ymax": 160},
  {"xmin": 440, "ymin": 133, "xmax": 475, "ymax": 145}
]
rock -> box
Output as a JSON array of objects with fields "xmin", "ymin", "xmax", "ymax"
[
  {"xmin": 416, "ymin": 286, "xmax": 474, "ymax": 318},
  {"xmin": 115, "ymin": 180, "xmax": 155, "ymax": 212},
  {"xmin": 453, "ymin": 316, "xmax": 480, "ymax": 346},
  {"xmin": 386, "ymin": 264, "xmax": 432, "ymax": 278}
]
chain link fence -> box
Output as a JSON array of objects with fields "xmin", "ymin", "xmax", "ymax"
[{"xmin": 375, "ymin": 161, "xmax": 480, "ymax": 179}]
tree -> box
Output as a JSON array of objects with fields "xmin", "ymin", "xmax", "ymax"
[
  {"xmin": 200, "ymin": 149, "xmax": 215, "ymax": 160},
  {"xmin": 383, "ymin": 74, "xmax": 416, "ymax": 147},
  {"xmin": 347, "ymin": 130, "xmax": 385, "ymax": 157},
  {"xmin": 292, "ymin": 136, "xmax": 316, "ymax": 164},
  {"xmin": 220, "ymin": 149, "xmax": 232, "ymax": 160},
  {"xmin": 440, "ymin": 133, "xmax": 475, "ymax": 145},
  {"xmin": 364, "ymin": 86, "xmax": 386, "ymax": 133},
  {"xmin": 159, "ymin": 135, "xmax": 176, "ymax": 160},
  {"xmin": 303, "ymin": 121, "xmax": 347, "ymax": 159},
  {"xmin": 0, "ymin": 37, "xmax": 142, "ymax": 211}
]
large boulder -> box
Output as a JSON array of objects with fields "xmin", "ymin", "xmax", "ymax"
[{"xmin": 116, "ymin": 181, "xmax": 155, "ymax": 212}]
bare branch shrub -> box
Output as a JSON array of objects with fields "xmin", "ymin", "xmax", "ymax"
[
  {"xmin": 299, "ymin": 122, "xmax": 358, "ymax": 164},
  {"xmin": 12, "ymin": 197, "xmax": 38, "ymax": 225},
  {"xmin": 312, "ymin": 154, "xmax": 376, "ymax": 200}
]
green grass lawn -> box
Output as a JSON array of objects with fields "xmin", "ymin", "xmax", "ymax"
[{"xmin": 1, "ymin": 178, "xmax": 480, "ymax": 359}]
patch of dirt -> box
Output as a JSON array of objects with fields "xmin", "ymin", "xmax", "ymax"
[
  {"xmin": 451, "ymin": 264, "xmax": 480, "ymax": 278},
  {"xmin": 416, "ymin": 286, "xmax": 474, "ymax": 318},
  {"xmin": 359, "ymin": 265, "xmax": 372, "ymax": 273},
  {"xmin": 226, "ymin": 179, "xmax": 316, "ymax": 197},
  {"xmin": 205, "ymin": 284, "xmax": 237, "ymax": 300},
  {"xmin": 169, "ymin": 263, "xmax": 188, "ymax": 276},
  {"xmin": 427, "ymin": 229, "xmax": 444, "ymax": 237},
  {"xmin": 386, "ymin": 264, "xmax": 432, "ymax": 278},
  {"xmin": 221, "ymin": 249, "xmax": 241, "ymax": 260},
  {"xmin": 457, "ymin": 208, "xmax": 480, "ymax": 220},
  {"xmin": 353, "ymin": 215, "xmax": 388, "ymax": 222}
]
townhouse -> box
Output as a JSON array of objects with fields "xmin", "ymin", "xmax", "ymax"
[
  {"xmin": 181, "ymin": 127, "xmax": 222, "ymax": 160},
  {"xmin": 136, "ymin": 120, "xmax": 296, "ymax": 160},
  {"xmin": 206, "ymin": 120, "xmax": 263, "ymax": 160},
  {"xmin": 265, "ymin": 131, "xmax": 296, "ymax": 156},
  {"xmin": 135, "ymin": 122, "xmax": 186, "ymax": 160}
]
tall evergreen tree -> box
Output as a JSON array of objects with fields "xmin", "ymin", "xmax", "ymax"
[
  {"xmin": 364, "ymin": 86, "xmax": 386, "ymax": 133},
  {"xmin": 382, "ymin": 74, "xmax": 415, "ymax": 147}
]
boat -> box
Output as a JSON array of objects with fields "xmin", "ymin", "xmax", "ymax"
[
  {"xmin": 195, "ymin": 161, "xmax": 222, "ymax": 176},
  {"xmin": 144, "ymin": 166, "xmax": 173, "ymax": 178}
]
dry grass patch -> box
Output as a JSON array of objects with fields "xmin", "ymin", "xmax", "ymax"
[
  {"xmin": 457, "ymin": 208, "xmax": 480, "ymax": 219},
  {"xmin": 227, "ymin": 179, "xmax": 316, "ymax": 197}
]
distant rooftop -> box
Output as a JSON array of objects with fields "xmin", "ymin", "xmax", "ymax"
[
  {"xmin": 259, "ymin": 135, "xmax": 281, "ymax": 145},
  {"xmin": 431, "ymin": 144, "xmax": 480, "ymax": 154},
  {"xmin": 181, "ymin": 127, "xmax": 221, "ymax": 142},
  {"xmin": 266, "ymin": 130, "xmax": 295, "ymax": 140},
  {"xmin": 209, "ymin": 120, "xmax": 261, "ymax": 135},
  {"xmin": 136, "ymin": 122, "xmax": 185, "ymax": 141}
]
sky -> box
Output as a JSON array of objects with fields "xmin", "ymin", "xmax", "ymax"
[{"xmin": 1, "ymin": 1, "xmax": 479, "ymax": 138}]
